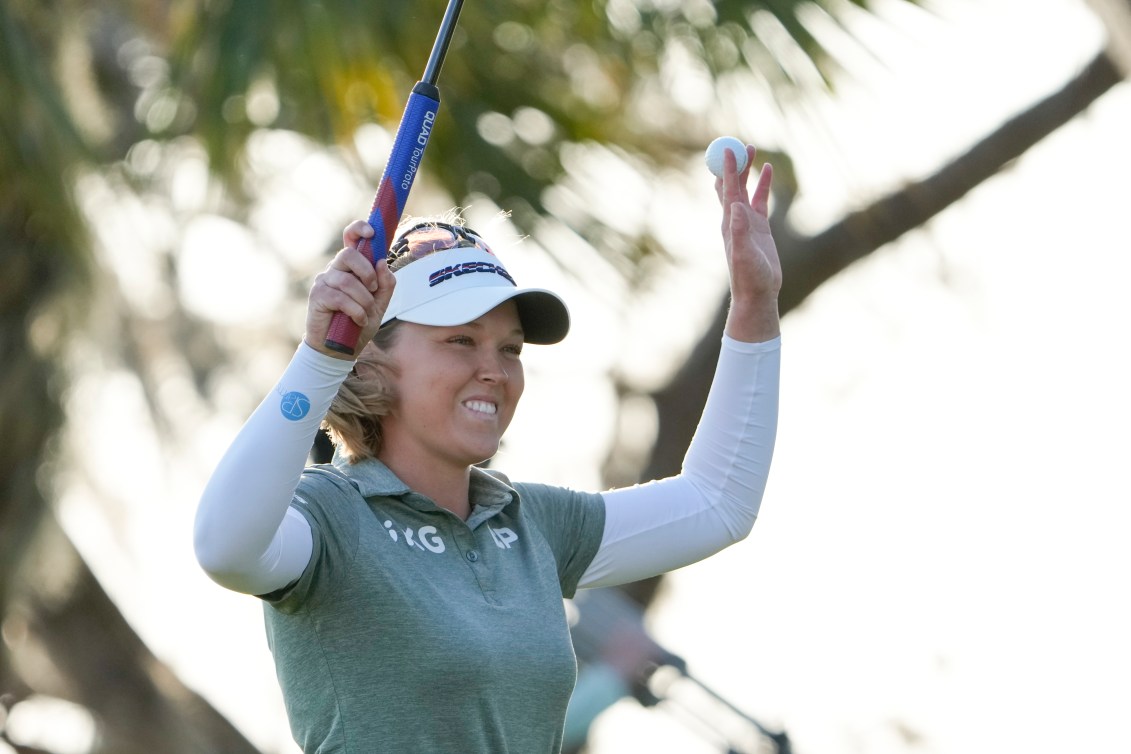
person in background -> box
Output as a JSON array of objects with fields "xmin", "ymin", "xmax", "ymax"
[{"xmin": 562, "ymin": 587, "xmax": 673, "ymax": 752}]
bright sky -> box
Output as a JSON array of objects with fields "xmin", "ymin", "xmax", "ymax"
[{"xmin": 10, "ymin": 1, "xmax": 1129, "ymax": 753}]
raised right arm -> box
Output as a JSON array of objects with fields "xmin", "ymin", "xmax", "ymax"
[
  {"xmin": 193, "ymin": 221, "xmax": 393, "ymax": 595},
  {"xmin": 193, "ymin": 344, "xmax": 350, "ymax": 594}
]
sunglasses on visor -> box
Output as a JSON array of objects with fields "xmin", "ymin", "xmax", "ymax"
[{"xmin": 387, "ymin": 221, "xmax": 493, "ymax": 267}]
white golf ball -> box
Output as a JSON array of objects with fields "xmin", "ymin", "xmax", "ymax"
[{"xmin": 705, "ymin": 136, "xmax": 748, "ymax": 178}]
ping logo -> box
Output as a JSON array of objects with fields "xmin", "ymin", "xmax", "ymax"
[
  {"xmin": 383, "ymin": 520, "xmax": 445, "ymax": 553},
  {"xmin": 279, "ymin": 391, "xmax": 311, "ymax": 421}
]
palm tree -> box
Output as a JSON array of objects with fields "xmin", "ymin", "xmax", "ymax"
[{"xmin": 0, "ymin": 0, "xmax": 1124, "ymax": 750}]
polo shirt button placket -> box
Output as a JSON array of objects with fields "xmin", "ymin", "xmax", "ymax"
[{"xmin": 465, "ymin": 550, "xmax": 480, "ymax": 563}]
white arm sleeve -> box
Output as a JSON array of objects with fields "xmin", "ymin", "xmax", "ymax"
[
  {"xmin": 579, "ymin": 335, "xmax": 780, "ymax": 589},
  {"xmin": 193, "ymin": 342, "xmax": 351, "ymax": 595}
]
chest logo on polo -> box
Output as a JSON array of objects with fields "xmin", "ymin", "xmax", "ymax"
[
  {"xmin": 488, "ymin": 526, "xmax": 518, "ymax": 549},
  {"xmin": 383, "ymin": 519, "xmax": 445, "ymax": 553}
]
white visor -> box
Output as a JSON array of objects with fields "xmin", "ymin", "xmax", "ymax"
[{"xmin": 380, "ymin": 247, "xmax": 570, "ymax": 344}]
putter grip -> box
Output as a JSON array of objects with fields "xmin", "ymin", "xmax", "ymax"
[{"xmin": 324, "ymin": 82, "xmax": 440, "ymax": 355}]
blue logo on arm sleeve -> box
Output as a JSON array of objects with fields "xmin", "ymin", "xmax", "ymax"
[{"xmin": 280, "ymin": 391, "xmax": 311, "ymax": 421}]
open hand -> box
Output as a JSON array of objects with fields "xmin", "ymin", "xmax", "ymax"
[{"xmin": 715, "ymin": 144, "xmax": 781, "ymax": 342}]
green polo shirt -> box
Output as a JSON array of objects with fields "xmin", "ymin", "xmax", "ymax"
[{"xmin": 262, "ymin": 457, "xmax": 606, "ymax": 753}]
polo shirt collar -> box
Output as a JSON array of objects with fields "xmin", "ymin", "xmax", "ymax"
[
  {"xmin": 331, "ymin": 453, "xmax": 410, "ymax": 497},
  {"xmin": 467, "ymin": 467, "xmax": 520, "ymax": 526},
  {"xmin": 329, "ymin": 453, "xmax": 519, "ymax": 521}
]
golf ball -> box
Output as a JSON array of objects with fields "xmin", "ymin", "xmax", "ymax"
[{"xmin": 705, "ymin": 136, "xmax": 748, "ymax": 178}]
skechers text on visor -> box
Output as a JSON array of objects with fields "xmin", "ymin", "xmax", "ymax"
[{"xmin": 380, "ymin": 246, "xmax": 570, "ymax": 344}]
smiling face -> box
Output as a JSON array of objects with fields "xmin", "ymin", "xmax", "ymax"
[{"xmin": 377, "ymin": 301, "xmax": 526, "ymax": 477}]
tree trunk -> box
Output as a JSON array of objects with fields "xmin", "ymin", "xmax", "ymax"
[
  {"xmin": 0, "ymin": 203, "xmax": 72, "ymax": 740},
  {"xmin": 7, "ymin": 513, "xmax": 263, "ymax": 754},
  {"xmin": 0, "ymin": 78, "xmax": 263, "ymax": 754}
]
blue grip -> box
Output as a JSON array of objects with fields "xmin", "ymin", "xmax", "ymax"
[
  {"xmin": 366, "ymin": 82, "xmax": 441, "ymax": 261},
  {"xmin": 323, "ymin": 82, "xmax": 441, "ymax": 355}
]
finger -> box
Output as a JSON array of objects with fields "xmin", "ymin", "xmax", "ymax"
[
  {"xmin": 721, "ymin": 147, "xmax": 750, "ymax": 206},
  {"xmin": 730, "ymin": 201, "xmax": 751, "ymax": 239},
  {"xmin": 352, "ymin": 260, "xmax": 396, "ymax": 343},
  {"xmin": 321, "ymin": 262, "xmax": 378, "ymax": 295},
  {"xmin": 750, "ymin": 162, "xmax": 773, "ymax": 217},
  {"xmin": 342, "ymin": 220, "xmax": 375, "ymax": 251},
  {"xmin": 715, "ymin": 175, "xmax": 731, "ymax": 232},
  {"xmin": 372, "ymin": 258, "xmax": 397, "ymax": 311},
  {"xmin": 716, "ymin": 149, "xmax": 738, "ymax": 214},
  {"xmin": 330, "ymin": 246, "xmax": 381, "ymax": 292},
  {"xmin": 740, "ymin": 145, "xmax": 756, "ymax": 180},
  {"xmin": 317, "ymin": 267, "xmax": 379, "ymax": 317},
  {"xmin": 311, "ymin": 280, "xmax": 373, "ymax": 328}
]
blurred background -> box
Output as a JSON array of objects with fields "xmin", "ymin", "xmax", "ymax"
[{"xmin": 2, "ymin": 0, "xmax": 1128, "ymax": 752}]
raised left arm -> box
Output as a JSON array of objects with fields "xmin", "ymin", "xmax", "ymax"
[{"xmin": 579, "ymin": 146, "xmax": 781, "ymax": 589}]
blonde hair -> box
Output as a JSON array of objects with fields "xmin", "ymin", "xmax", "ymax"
[
  {"xmin": 320, "ymin": 322, "xmax": 402, "ymax": 463},
  {"xmin": 389, "ymin": 209, "xmax": 469, "ymax": 269}
]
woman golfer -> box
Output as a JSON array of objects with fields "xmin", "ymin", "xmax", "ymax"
[{"xmin": 195, "ymin": 145, "xmax": 780, "ymax": 752}]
